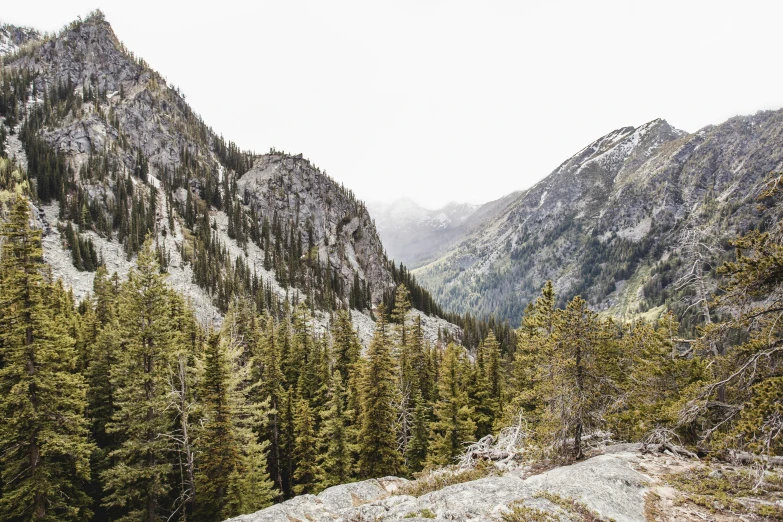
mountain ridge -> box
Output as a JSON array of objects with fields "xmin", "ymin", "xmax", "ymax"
[
  {"xmin": 0, "ymin": 12, "xmax": 461, "ymax": 346},
  {"xmin": 414, "ymin": 112, "xmax": 783, "ymax": 325}
]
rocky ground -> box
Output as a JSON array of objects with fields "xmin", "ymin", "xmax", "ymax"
[{"xmin": 225, "ymin": 444, "xmax": 783, "ymax": 522}]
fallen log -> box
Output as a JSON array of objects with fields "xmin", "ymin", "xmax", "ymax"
[{"xmin": 727, "ymin": 451, "xmax": 783, "ymax": 468}]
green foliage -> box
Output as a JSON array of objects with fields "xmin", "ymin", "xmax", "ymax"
[
  {"xmin": 399, "ymin": 463, "xmax": 492, "ymax": 497},
  {"xmin": 0, "ymin": 197, "xmax": 93, "ymax": 521},
  {"xmin": 427, "ymin": 343, "xmax": 476, "ymax": 467},
  {"xmin": 100, "ymin": 241, "xmax": 182, "ymax": 522},
  {"xmin": 194, "ymin": 334, "xmax": 239, "ymax": 522},
  {"xmin": 609, "ymin": 315, "xmax": 708, "ymax": 442},
  {"xmin": 318, "ymin": 371, "xmax": 354, "ymax": 489},
  {"xmin": 502, "ymin": 492, "xmax": 611, "ymax": 522},
  {"xmin": 358, "ymin": 305, "xmax": 402, "ymax": 478},
  {"xmin": 665, "ymin": 466, "xmax": 783, "ymax": 519},
  {"xmin": 292, "ymin": 399, "xmax": 320, "ymax": 494}
]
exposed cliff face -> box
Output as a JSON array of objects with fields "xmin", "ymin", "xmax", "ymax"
[
  {"xmin": 238, "ymin": 154, "xmax": 393, "ymax": 304},
  {"xmin": 10, "ymin": 17, "xmax": 216, "ymax": 177},
  {"xmin": 415, "ymin": 113, "xmax": 783, "ymax": 323}
]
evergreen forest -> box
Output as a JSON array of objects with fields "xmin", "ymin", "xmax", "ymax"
[{"xmin": 1, "ymin": 171, "xmax": 782, "ymax": 519}]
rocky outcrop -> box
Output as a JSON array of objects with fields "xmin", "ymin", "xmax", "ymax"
[
  {"xmin": 238, "ymin": 154, "xmax": 394, "ymax": 305},
  {"xmin": 225, "ymin": 445, "xmax": 655, "ymax": 522}
]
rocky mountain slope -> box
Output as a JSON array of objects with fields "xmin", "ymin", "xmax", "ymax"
[
  {"xmin": 0, "ymin": 12, "xmax": 458, "ymax": 344},
  {"xmin": 414, "ymin": 114, "xmax": 783, "ymax": 325}
]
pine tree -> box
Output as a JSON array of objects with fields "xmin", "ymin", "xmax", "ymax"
[
  {"xmin": 680, "ymin": 179, "xmax": 783, "ymax": 451},
  {"xmin": 0, "ymin": 197, "xmax": 93, "ymax": 521},
  {"xmin": 256, "ymin": 314, "xmax": 286, "ymax": 495},
  {"xmin": 391, "ymin": 284, "xmax": 411, "ymax": 345},
  {"xmin": 317, "ymin": 370, "xmax": 354, "ymax": 488},
  {"xmin": 195, "ymin": 334, "xmax": 239, "ymax": 522},
  {"xmin": 407, "ymin": 391, "xmax": 430, "ymax": 473},
  {"xmin": 332, "ymin": 309, "xmax": 361, "ymax": 385},
  {"xmin": 427, "ymin": 343, "xmax": 476, "ymax": 467},
  {"xmin": 221, "ymin": 305, "xmax": 277, "ymax": 516},
  {"xmin": 483, "ymin": 330, "xmax": 503, "ymax": 430},
  {"xmin": 611, "ymin": 315, "xmax": 707, "ymax": 442},
  {"xmin": 469, "ymin": 340, "xmax": 494, "ymax": 439},
  {"xmin": 101, "ymin": 240, "xmax": 179, "ymax": 522},
  {"xmin": 357, "ymin": 304, "xmax": 402, "ymax": 477},
  {"xmin": 292, "ymin": 399, "xmax": 320, "ymax": 494},
  {"xmin": 536, "ymin": 296, "xmax": 619, "ymax": 461},
  {"xmin": 506, "ymin": 282, "xmax": 556, "ymax": 427}
]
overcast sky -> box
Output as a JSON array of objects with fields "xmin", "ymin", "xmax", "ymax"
[{"xmin": 4, "ymin": 1, "xmax": 783, "ymax": 209}]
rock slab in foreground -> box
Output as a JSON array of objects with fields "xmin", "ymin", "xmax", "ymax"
[{"xmin": 225, "ymin": 447, "xmax": 650, "ymax": 522}]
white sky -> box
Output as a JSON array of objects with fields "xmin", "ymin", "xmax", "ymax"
[{"xmin": 4, "ymin": 1, "xmax": 783, "ymax": 209}]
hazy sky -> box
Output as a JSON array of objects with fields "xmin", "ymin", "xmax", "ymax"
[{"xmin": 4, "ymin": 1, "xmax": 783, "ymax": 209}]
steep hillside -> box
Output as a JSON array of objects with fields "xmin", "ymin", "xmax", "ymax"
[
  {"xmin": 415, "ymin": 114, "xmax": 783, "ymax": 326},
  {"xmin": 0, "ymin": 12, "xmax": 454, "ymax": 343}
]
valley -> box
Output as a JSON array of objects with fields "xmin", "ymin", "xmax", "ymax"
[{"xmin": 0, "ymin": 10, "xmax": 782, "ymax": 522}]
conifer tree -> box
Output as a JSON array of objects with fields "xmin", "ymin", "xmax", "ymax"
[
  {"xmin": 407, "ymin": 391, "xmax": 431, "ymax": 473},
  {"xmin": 391, "ymin": 284, "xmax": 411, "ymax": 345},
  {"xmin": 292, "ymin": 399, "xmax": 320, "ymax": 494},
  {"xmin": 612, "ymin": 315, "xmax": 707, "ymax": 442},
  {"xmin": 332, "ymin": 310, "xmax": 361, "ymax": 384},
  {"xmin": 536, "ymin": 296, "xmax": 619, "ymax": 461},
  {"xmin": 332, "ymin": 310, "xmax": 363, "ymax": 443},
  {"xmin": 317, "ymin": 370, "xmax": 354, "ymax": 488},
  {"xmin": 428, "ymin": 343, "xmax": 476, "ymax": 467},
  {"xmin": 679, "ymin": 179, "xmax": 783, "ymax": 452},
  {"xmin": 0, "ymin": 197, "xmax": 93, "ymax": 521},
  {"xmin": 278, "ymin": 389, "xmax": 296, "ymax": 498},
  {"xmin": 483, "ymin": 330, "xmax": 503, "ymax": 430},
  {"xmin": 101, "ymin": 240, "xmax": 179, "ymax": 522},
  {"xmin": 357, "ymin": 304, "xmax": 402, "ymax": 477},
  {"xmin": 256, "ymin": 314, "xmax": 286, "ymax": 494},
  {"xmin": 506, "ymin": 282, "xmax": 556, "ymax": 427},
  {"xmin": 220, "ymin": 306, "xmax": 277, "ymax": 516},
  {"xmin": 195, "ymin": 333, "xmax": 239, "ymax": 522},
  {"xmin": 469, "ymin": 340, "xmax": 494, "ymax": 439}
]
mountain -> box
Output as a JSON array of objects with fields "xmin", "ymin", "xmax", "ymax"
[
  {"xmin": 414, "ymin": 114, "xmax": 783, "ymax": 325},
  {"xmin": 369, "ymin": 194, "xmax": 525, "ymax": 269},
  {"xmin": 0, "ymin": 12, "xmax": 458, "ymax": 344},
  {"xmin": 369, "ymin": 198, "xmax": 480, "ymax": 267}
]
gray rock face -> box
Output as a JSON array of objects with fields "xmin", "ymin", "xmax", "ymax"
[
  {"xmin": 238, "ymin": 154, "xmax": 394, "ymax": 305},
  {"xmin": 225, "ymin": 449, "xmax": 651, "ymax": 522},
  {"xmin": 415, "ymin": 113, "xmax": 783, "ymax": 322},
  {"xmin": 11, "ymin": 17, "xmax": 211, "ymax": 179}
]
